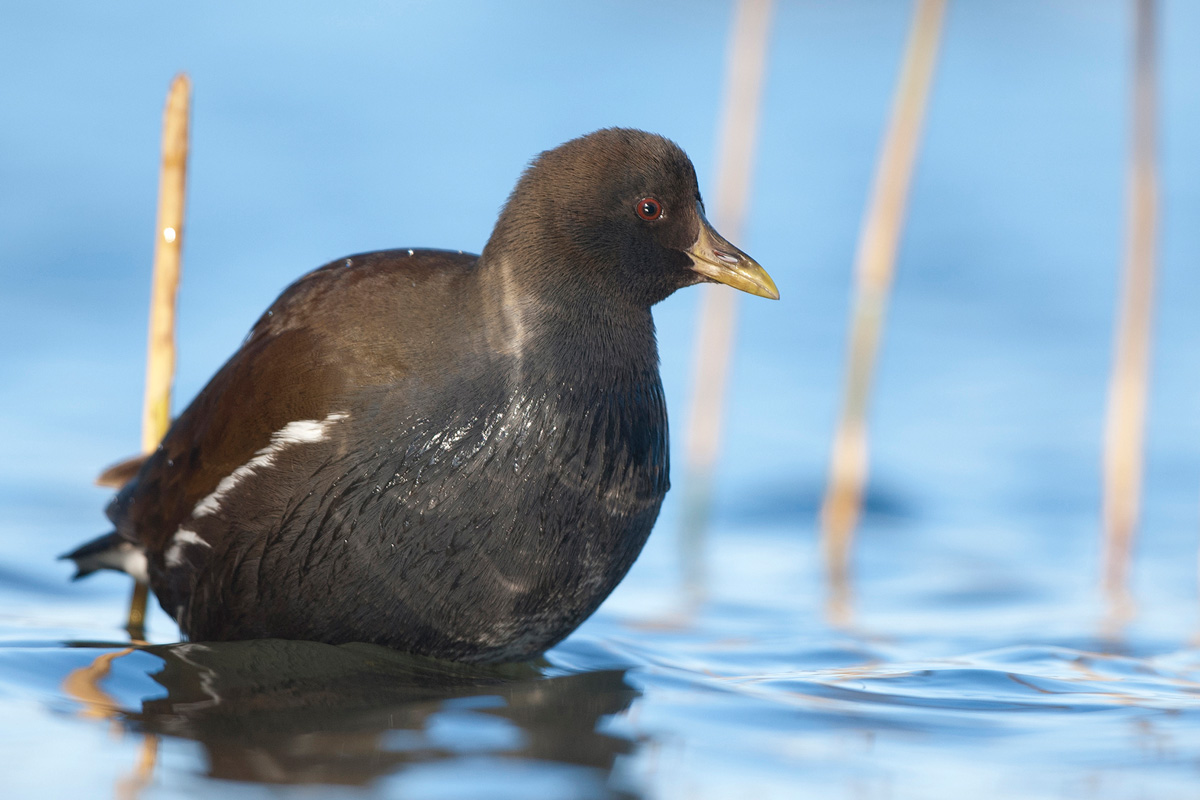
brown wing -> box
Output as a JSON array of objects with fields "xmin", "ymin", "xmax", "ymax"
[
  {"xmin": 95, "ymin": 453, "xmax": 147, "ymax": 488},
  {"xmin": 107, "ymin": 249, "xmax": 480, "ymax": 556}
]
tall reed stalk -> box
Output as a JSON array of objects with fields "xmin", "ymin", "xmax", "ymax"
[
  {"xmin": 1101, "ymin": 0, "xmax": 1158, "ymax": 617},
  {"xmin": 679, "ymin": 0, "xmax": 773, "ymax": 604},
  {"xmin": 128, "ymin": 74, "xmax": 191, "ymax": 638},
  {"xmin": 62, "ymin": 74, "xmax": 192, "ymax": 794},
  {"xmin": 819, "ymin": 0, "xmax": 947, "ymax": 622}
]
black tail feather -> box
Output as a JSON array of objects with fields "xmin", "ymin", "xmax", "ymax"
[{"xmin": 60, "ymin": 531, "xmax": 128, "ymax": 580}]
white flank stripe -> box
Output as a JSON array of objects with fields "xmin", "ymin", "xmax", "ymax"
[
  {"xmin": 165, "ymin": 527, "xmax": 212, "ymax": 568},
  {"xmin": 191, "ymin": 412, "xmax": 347, "ymax": 519},
  {"xmin": 174, "ymin": 528, "xmax": 210, "ymax": 548}
]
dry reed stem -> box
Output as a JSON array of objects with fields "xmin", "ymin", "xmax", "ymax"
[
  {"xmin": 819, "ymin": 0, "xmax": 946, "ymax": 614},
  {"xmin": 1102, "ymin": 0, "xmax": 1158, "ymax": 604},
  {"xmin": 126, "ymin": 581, "xmax": 150, "ymax": 638},
  {"xmin": 85, "ymin": 73, "xmax": 194, "ymax": 797},
  {"xmin": 129, "ymin": 74, "xmax": 191, "ymax": 635},
  {"xmin": 679, "ymin": 0, "xmax": 773, "ymax": 597},
  {"xmin": 61, "ymin": 81, "xmax": 192, "ymax": 783},
  {"xmin": 142, "ymin": 74, "xmax": 190, "ymax": 454}
]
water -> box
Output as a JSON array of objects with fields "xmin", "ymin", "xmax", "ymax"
[{"xmin": 3, "ymin": 2, "xmax": 1200, "ymax": 797}]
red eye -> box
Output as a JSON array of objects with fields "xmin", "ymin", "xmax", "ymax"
[{"xmin": 636, "ymin": 197, "xmax": 662, "ymax": 221}]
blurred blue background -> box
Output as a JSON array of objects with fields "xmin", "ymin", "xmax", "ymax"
[{"xmin": 3, "ymin": 2, "xmax": 1200, "ymax": 798}]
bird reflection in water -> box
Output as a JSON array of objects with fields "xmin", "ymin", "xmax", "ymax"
[{"xmin": 74, "ymin": 640, "xmax": 641, "ymax": 795}]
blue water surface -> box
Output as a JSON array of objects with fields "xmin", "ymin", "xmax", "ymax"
[{"xmin": 3, "ymin": 2, "xmax": 1200, "ymax": 798}]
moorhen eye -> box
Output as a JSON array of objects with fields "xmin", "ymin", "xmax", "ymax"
[{"xmin": 636, "ymin": 197, "xmax": 662, "ymax": 221}]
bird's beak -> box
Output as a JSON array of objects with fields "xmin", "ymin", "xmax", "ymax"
[{"xmin": 685, "ymin": 204, "xmax": 779, "ymax": 300}]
